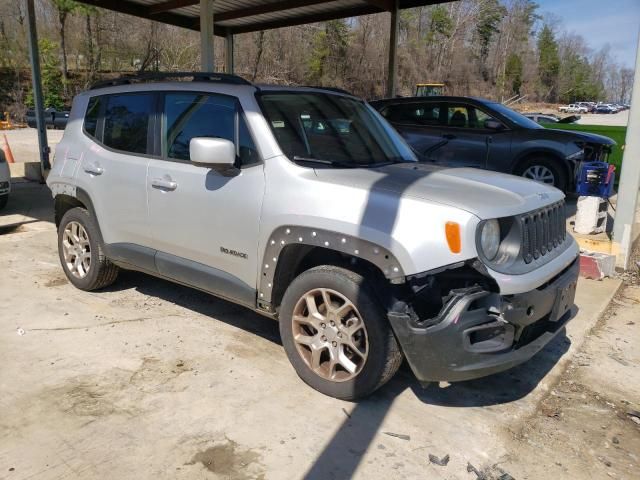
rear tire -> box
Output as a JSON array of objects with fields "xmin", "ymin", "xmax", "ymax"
[
  {"xmin": 279, "ymin": 265, "xmax": 402, "ymax": 400},
  {"xmin": 515, "ymin": 156, "xmax": 568, "ymax": 192},
  {"xmin": 58, "ymin": 207, "xmax": 119, "ymax": 291}
]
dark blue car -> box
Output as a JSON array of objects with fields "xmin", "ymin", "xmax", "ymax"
[{"xmin": 371, "ymin": 96, "xmax": 616, "ymax": 192}]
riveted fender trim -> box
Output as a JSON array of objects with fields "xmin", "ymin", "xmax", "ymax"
[
  {"xmin": 258, "ymin": 226, "xmax": 405, "ymax": 309},
  {"xmin": 49, "ymin": 182, "xmax": 77, "ymax": 198}
]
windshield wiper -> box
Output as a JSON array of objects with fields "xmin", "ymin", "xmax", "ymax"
[{"xmin": 292, "ymin": 156, "xmax": 359, "ymax": 168}]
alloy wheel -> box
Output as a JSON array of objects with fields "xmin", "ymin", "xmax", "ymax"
[
  {"xmin": 291, "ymin": 288, "xmax": 369, "ymax": 382},
  {"xmin": 522, "ymin": 165, "xmax": 555, "ymax": 184},
  {"xmin": 62, "ymin": 221, "xmax": 91, "ymax": 279}
]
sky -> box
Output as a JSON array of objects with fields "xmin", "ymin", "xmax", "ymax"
[{"xmin": 535, "ymin": 0, "xmax": 640, "ymax": 68}]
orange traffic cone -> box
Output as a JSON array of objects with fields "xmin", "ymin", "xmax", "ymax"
[{"xmin": 2, "ymin": 134, "xmax": 15, "ymax": 163}]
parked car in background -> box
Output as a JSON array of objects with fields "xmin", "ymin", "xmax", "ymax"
[
  {"xmin": 0, "ymin": 149, "xmax": 10, "ymax": 210},
  {"xmin": 558, "ymin": 104, "xmax": 588, "ymax": 114},
  {"xmin": 26, "ymin": 108, "xmax": 70, "ymax": 129},
  {"xmin": 371, "ymin": 96, "xmax": 616, "ymax": 192},
  {"xmin": 524, "ymin": 113, "xmax": 580, "ymax": 125},
  {"xmin": 47, "ymin": 74, "xmax": 580, "ymax": 399},
  {"xmin": 595, "ymin": 104, "xmax": 616, "ymax": 114}
]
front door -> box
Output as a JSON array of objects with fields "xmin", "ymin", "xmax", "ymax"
[
  {"xmin": 431, "ymin": 103, "xmax": 493, "ymax": 168},
  {"xmin": 146, "ymin": 92, "xmax": 264, "ymax": 306},
  {"xmin": 381, "ymin": 101, "xmax": 446, "ymax": 161}
]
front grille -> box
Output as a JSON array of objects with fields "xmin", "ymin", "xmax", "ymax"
[{"xmin": 520, "ymin": 200, "xmax": 567, "ymax": 264}]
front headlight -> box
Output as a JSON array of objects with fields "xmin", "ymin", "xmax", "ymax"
[{"xmin": 479, "ymin": 219, "xmax": 500, "ymax": 260}]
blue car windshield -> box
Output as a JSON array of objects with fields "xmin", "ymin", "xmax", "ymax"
[
  {"xmin": 258, "ymin": 92, "xmax": 417, "ymax": 167},
  {"xmin": 487, "ymin": 102, "xmax": 543, "ymax": 129}
]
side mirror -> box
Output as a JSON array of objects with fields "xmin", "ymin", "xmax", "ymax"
[
  {"xmin": 189, "ymin": 137, "xmax": 237, "ymax": 172},
  {"xmin": 484, "ymin": 119, "xmax": 504, "ymax": 130}
]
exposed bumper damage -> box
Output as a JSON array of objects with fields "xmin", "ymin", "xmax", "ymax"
[{"xmin": 387, "ymin": 256, "xmax": 579, "ymax": 384}]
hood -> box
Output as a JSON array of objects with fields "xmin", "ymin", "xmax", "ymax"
[
  {"xmin": 543, "ymin": 128, "xmax": 616, "ymax": 145},
  {"xmin": 313, "ymin": 163, "xmax": 564, "ymax": 219}
]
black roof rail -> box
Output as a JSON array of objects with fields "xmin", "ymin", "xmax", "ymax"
[
  {"xmin": 90, "ymin": 71, "xmax": 252, "ymax": 90},
  {"xmin": 303, "ymin": 85, "xmax": 354, "ymax": 96}
]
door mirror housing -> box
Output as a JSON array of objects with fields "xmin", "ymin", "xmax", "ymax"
[
  {"xmin": 484, "ymin": 119, "xmax": 504, "ymax": 130},
  {"xmin": 189, "ymin": 137, "xmax": 237, "ymax": 172}
]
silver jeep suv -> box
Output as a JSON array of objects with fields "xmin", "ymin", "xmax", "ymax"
[{"xmin": 47, "ymin": 73, "xmax": 579, "ymax": 399}]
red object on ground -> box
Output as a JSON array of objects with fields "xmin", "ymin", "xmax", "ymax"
[
  {"xmin": 2, "ymin": 134, "xmax": 15, "ymax": 163},
  {"xmin": 579, "ymin": 252, "xmax": 616, "ymax": 280}
]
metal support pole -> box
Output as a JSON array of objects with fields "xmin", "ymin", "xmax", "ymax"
[
  {"xmin": 386, "ymin": 0, "xmax": 399, "ymax": 98},
  {"xmin": 200, "ymin": 0, "xmax": 214, "ymax": 71},
  {"xmin": 25, "ymin": 0, "xmax": 50, "ymax": 173},
  {"xmin": 612, "ymin": 31, "xmax": 640, "ymax": 269},
  {"xmin": 225, "ymin": 32, "xmax": 234, "ymax": 74}
]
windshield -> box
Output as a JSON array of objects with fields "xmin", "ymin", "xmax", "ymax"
[
  {"xmin": 487, "ymin": 102, "xmax": 543, "ymax": 129},
  {"xmin": 258, "ymin": 92, "xmax": 416, "ymax": 167}
]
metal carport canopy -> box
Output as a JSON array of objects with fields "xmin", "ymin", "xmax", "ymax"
[{"xmin": 74, "ymin": 1, "xmax": 446, "ymax": 35}]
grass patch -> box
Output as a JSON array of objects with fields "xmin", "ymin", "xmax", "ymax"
[{"xmin": 545, "ymin": 123, "xmax": 627, "ymax": 171}]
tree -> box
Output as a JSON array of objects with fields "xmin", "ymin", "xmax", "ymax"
[
  {"xmin": 26, "ymin": 38, "xmax": 64, "ymax": 110},
  {"xmin": 476, "ymin": 0, "xmax": 506, "ymax": 81},
  {"xmin": 307, "ymin": 20, "xmax": 349, "ymax": 84},
  {"xmin": 505, "ymin": 52, "xmax": 523, "ymax": 95},
  {"xmin": 51, "ymin": 0, "xmax": 80, "ymax": 81},
  {"xmin": 537, "ymin": 24, "xmax": 560, "ymax": 100}
]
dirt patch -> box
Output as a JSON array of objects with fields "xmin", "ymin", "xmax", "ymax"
[
  {"xmin": 44, "ymin": 275, "xmax": 68, "ymax": 287},
  {"xmin": 128, "ymin": 356, "xmax": 192, "ymax": 393},
  {"xmin": 186, "ymin": 438, "xmax": 264, "ymax": 480}
]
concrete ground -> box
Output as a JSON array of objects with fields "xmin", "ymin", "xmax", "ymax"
[
  {"xmin": 576, "ymin": 111, "xmax": 629, "ymax": 127},
  {"xmin": 1, "ymin": 181, "xmax": 637, "ymax": 480},
  {"xmin": 2, "ymin": 128, "xmax": 64, "ymax": 164}
]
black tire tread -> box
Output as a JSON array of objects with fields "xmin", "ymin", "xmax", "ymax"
[
  {"xmin": 280, "ymin": 265, "xmax": 402, "ymax": 399},
  {"xmin": 58, "ymin": 207, "xmax": 119, "ymax": 291}
]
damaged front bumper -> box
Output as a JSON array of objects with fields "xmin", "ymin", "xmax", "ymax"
[{"xmin": 388, "ymin": 257, "xmax": 579, "ymax": 383}]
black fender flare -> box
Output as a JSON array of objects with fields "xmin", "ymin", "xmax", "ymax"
[{"xmin": 258, "ymin": 225, "xmax": 405, "ymax": 308}]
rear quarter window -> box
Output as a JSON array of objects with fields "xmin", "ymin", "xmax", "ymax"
[{"xmin": 83, "ymin": 96, "xmax": 101, "ymax": 139}]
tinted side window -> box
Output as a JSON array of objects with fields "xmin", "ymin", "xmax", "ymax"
[
  {"xmin": 445, "ymin": 104, "xmax": 496, "ymax": 129},
  {"xmin": 84, "ymin": 96, "xmax": 101, "ymax": 139},
  {"xmin": 103, "ymin": 94, "xmax": 153, "ymax": 154},
  {"xmin": 164, "ymin": 93, "xmax": 235, "ymax": 161},
  {"xmin": 384, "ymin": 103, "xmax": 442, "ymax": 126}
]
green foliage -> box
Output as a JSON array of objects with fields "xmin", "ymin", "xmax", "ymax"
[
  {"xmin": 476, "ymin": 0, "xmax": 506, "ymax": 60},
  {"xmin": 560, "ymin": 53, "xmax": 603, "ymax": 102},
  {"xmin": 426, "ymin": 6, "xmax": 453, "ymax": 42},
  {"xmin": 545, "ymin": 124, "xmax": 627, "ymax": 171},
  {"xmin": 51, "ymin": 0, "xmax": 80, "ymax": 16},
  {"xmin": 537, "ymin": 25, "xmax": 560, "ymax": 100},
  {"xmin": 505, "ymin": 53, "xmax": 523, "ymax": 95},
  {"xmin": 25, "ymin": 39, "xmax": 64, "ymax": 110},
  {"xmin": 307, "ymin": 20, "xmax": 349, "ymax": 84}
]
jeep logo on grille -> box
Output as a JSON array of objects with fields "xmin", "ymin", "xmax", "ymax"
[
  {"xmin": 537, "ymin": 192, "xmax": 550, "ymax": 200},
  {"xmin": 220, "ymin": 246, "xmax": 248, "ymax": 259}
]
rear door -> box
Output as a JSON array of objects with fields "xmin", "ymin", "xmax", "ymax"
[
  {"xmin": 380, "ymin": 101, "xmax": 446, "ymax": 161},
  {"xmin": 431, "ymin": 102, "xmax": 494, "ymax": 168},
  {"xmin": 146, "ymin": 91, "xmax": 264, "ymax": 306},
  {"xmin": 78, "ymin": 93, "xmax": 154, "ymax": 253}
]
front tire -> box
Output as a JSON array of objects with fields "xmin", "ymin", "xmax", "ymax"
[
  {"xmin": 0, "ymin": 194, "xmax": 7, "ymax": 210},
  {"xmin": 58, "ymin": 207, "xmax": 119, "ymax": 291},
  {"xmin": 279, "ymin": 266, "xmax": 402, "ymax": 400},
  {"xmin": 515, "ymin": 156, "xmax": 568, "ymax": 192}
]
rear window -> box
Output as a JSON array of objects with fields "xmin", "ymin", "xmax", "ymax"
[
  {"xmin": 103, "ymin": 94, "xmax": 154, "ymax": 154},
  {"xmin": 383, "ymin": 103, "xmax": 443, "ymax": 126}
]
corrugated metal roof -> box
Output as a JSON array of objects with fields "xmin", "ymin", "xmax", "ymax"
[{"xmin": 75, "ymin": 1, "xmax": 452, "ymax": 35}]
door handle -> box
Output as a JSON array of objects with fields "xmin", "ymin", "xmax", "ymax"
[
  {"xmin": 442, "ymin": 134, "xmax": 457, "ymax": 140},
  {"xmin": 151, "ymin": 177, "xmax": 178, "ymax": 191},
  {"xmin": 84, "ymin": 163, "xmax": 103, "ymax": 175}
]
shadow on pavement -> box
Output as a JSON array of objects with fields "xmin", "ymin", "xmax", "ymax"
[{"xmin": 303, "ymin": 327, "xmax": 572, "ymax": 479}]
